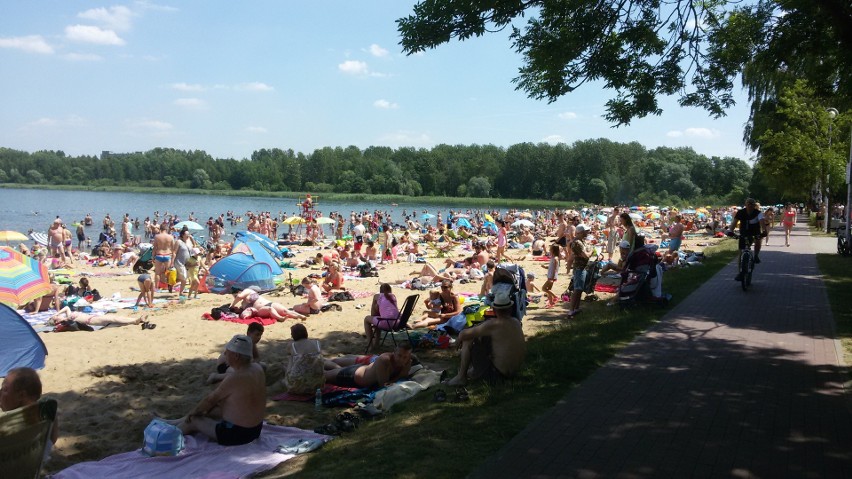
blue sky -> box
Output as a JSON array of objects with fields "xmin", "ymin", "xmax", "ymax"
[{"xmin": 0, "ymin": 1, "xmax": 755, "ymax": 162}]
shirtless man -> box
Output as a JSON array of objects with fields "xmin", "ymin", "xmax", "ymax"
[
  {"xmin": 152, "ymin": 226, "xmax": 175, "ymax": 290},
  {"xmin": 605, "ymin": 207, "xmax": 621, "ymax": 261},
  {"xmin": 474, "ymin": 242, "xmax": 490, "ymax": 266},
  {"xmin": 47, "ymin": 218, "xmax": 65, "ymax": 264},
  {"xmin": 172, "ymin": 335, "xmax": 266, "ymax": 446},
  {"xmin": 61, "ymin": 224, "xmax": 74, "ymax": 265},
  {"xmin": 324, "ymin": 342, "xmax": 413, "ymax": 389},
  {"xmin": 1, "ymin": 367, "xmax": 59, "ymax": 446},
  {"xmin": 479, "ymin": 260, "xmax": 495, "ymax": 296},
  {"xmin": 445, "ymin": 283, "xmax": 526, "ymax": 386}
]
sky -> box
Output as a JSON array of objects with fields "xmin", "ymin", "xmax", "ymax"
[{"xmin": 0, "ymin": 1, "xmax": 756, "ymax": 162}]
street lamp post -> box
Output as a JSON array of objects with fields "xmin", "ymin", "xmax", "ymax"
[
  {"xmin": 846, "ymin": 126, "xmax": 852, "ymax": 250},
  {"xmin": 826, "ymin": 108, "xmax": 838, "ymax": 233}
]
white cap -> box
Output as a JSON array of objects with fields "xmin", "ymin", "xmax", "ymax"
[
  {"xmin": 575, "ymin": 224, "xmax": 590, "ymax": 234},
  {"xmin": 225, "ymin": 334, "xmax": 253, "ymax": 357}
]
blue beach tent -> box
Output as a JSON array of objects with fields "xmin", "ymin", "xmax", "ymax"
[
  {"xmin": 233, "ymin": 231, "xmax": 283, "ymax": 259},
  {"xmin": 207, "ymin": 242, "xmax": 283, "ymax": 294},
  {"xmin": 0, "ymin": 303, "xmax": 48, "ymax": 377}
]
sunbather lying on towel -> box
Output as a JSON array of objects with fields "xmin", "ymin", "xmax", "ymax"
[
  {"xmin": 169, "ymin": 334, "xmax": 266, "ymax": 446},
  {"xmin": 324, "ymin": 343, "xmax": 412, "ymax": 389},
  {"xmin": 49, "ymin": 307, "xmax": 151, "ymax": 328}
]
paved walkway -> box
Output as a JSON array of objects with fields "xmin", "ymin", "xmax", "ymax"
[{"xmin": 474, "ymin": 222, "xmax": 852, "ymax": 478}]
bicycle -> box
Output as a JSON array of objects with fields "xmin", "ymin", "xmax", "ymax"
[
  {"xmin": 728, "ymin": 232, "xmax": 755, "ymax": 291},
  {"xmin": 838, "ymin": 224, "xmax": 850, "ymax": 256}
]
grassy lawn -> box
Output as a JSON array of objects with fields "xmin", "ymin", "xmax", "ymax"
[
  {"xmin": 276, "ymin": 240, "xmax": 738, "ymax": 479},
  {"xmin": 816, "ymin": 254, "xmax": 852, "ymax": 365}
]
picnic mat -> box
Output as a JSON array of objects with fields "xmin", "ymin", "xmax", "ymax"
[
  {"xmin": 201, "ymin": 312, "xmax": 276, "ymax": 326},
  {"xmin": 50, "ymin": 424, "xmax": 330, "ymax": 479}
]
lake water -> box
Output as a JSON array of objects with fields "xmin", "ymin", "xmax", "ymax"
[{"xmin": 0, "ymin": 188, "xmax": 487, "ymax": 240}]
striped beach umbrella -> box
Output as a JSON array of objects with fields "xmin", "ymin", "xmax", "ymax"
[{"xmin": 0, "ymin": 246, "xmax": 52, "ymax": 308}]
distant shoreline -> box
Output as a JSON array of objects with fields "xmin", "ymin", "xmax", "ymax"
[{"xmin": 0, "ymin": 183, "xmax": 574, "ymax": 209}]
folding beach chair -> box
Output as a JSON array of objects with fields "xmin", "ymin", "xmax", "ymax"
[
  {"xmin": 0, "ymin": 397, "xmax": 58, "ymax": 479},
  {"xmin": 368, "ymin": 294, "xmax": 420, "ymax": 352}
]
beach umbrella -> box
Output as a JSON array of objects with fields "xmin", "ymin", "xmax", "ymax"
[
  {"xmin": 0, "ymin": 246, "xmax": 52, "ymax": 308},
  {"xmin": 454, "ymin": 213, "xmax": 470, "ymax": 219},
  {"xmin": 681, "ymin": 209, "xmax": 696, "ymax": 214},
  {"xmin": 484, "ymin": 214, "xmax": 494, "ymax": 222},
  {"xmin": 421, "ymin": 213, "xmax": 435, "ymax": 220},
  {"xmin": 628, "ymin": 213, "xmax": 643, "ymax": 221},
  {"xmin": 283, "ymin": 216, "xmax": 305, "ymax": 225},
  {"xmin": 511, "ymin": 219, "xmax": 535, "ymax": 228},
  {"xmin": 645, "ymin": 212, "xmax": 661, "ymax": 219},
  {"xmin": 518, "ymin": 211, "xmax": 533, "ymax": 218},
  {"xmin": 455, "ymin": 218, "xmax": 473, "ymax": 229},
  {"xmin": 630, "ymin": 206, "xmax": 639, "ymax": 211},
  {"xmin": 0, "ymin": 231, "xmax": 28, "ymax": 243},
  {"xmin": 596, "ymin": 214, "xmax": 607, "ymax": 222},
  {"xmin": 174, "ymin": 220, "xmax": 204, "ymax": 231},
  {"xmin": 315, "ymin": 217, "xmax": 336, "ymax": 225}
]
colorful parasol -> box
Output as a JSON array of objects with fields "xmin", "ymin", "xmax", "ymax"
[
  {"xmin": 0, "ymin": 246, "xmax": 52, "ymax": 308},
  {"xmin": 283, "ymin": 216, "xmax": 305, "ymax": 225},
  {"xmin": 484, "ymin": 214, "xmax": 495, "ymax": 222},
  {"xmin": 0, "ymin": 231, "xmax": 28, "ymax": 243}
]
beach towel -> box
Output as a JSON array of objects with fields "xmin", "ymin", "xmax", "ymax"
[
  {"xmin": 271, "ymin": 384, "xmax": 356, "ymax": 402},
  {"xmin": 50, "ymin": 424, "xmax": 330, "ymax": 479},
  {"xmin": 201, "ymin": 312, "xmax": 276, "ymax": 327}
]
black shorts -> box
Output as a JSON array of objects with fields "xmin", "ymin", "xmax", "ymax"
[
  {"xmin": 555, "ymin": 237, "xmax": 567, "ymax": 247},
  {"xmin": 334, "ymin": 365, "xmax": 361, "ymax": 388},
  {"xmin": 738, "ymin": 235, "xmax": 758, "ymax": 250},
  {"xmin": 215, "ymin": 421, "xmax": 262, "ymax": 446}
]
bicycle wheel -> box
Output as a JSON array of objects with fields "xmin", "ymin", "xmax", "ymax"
[{"xmin": 740, "ymin": 252, "xmax": 750, "ymax": 291}]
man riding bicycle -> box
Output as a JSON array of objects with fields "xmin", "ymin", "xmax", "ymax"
[{"xmin": 728, "ymin": 198, "xmax": 764, "ymax": 281}]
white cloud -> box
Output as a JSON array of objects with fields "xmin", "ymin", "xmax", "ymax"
[
  {"xmin": 174, "ymin": 98, "xmax": 205, "ymax": 108},
  {"xmin": 0, "ymin": 35, "xmax": 54, "ymax": 54},
  {"xmin": 246, "ymin": 126, "xmax": 267, "ymax": 133},
  {"xmin": 339, "ymin": 60, "xmax": 369, "ymax": 75},
  {"xmin": 558, "ymin": 112, "xmax": 578, "ymax": 120},
  {"xmin": 171, "ymin": 82, "xmax": 204, "ymax": 92},
  {"xmin": 373, "ymin": 99, "xmax": 398, "ymax": 110},
  {"xmin": 78, "ymin": 6, "xmax": 135, "ymax": 31},
  {"xmin": 64, "ymin": 52, "xmax": 103, "ymax": 61},
  {"xmin": 666, "ymin": 127, "xmax": 720, "ymax": 139},
  {"xmin": 542, "ymin": 134, "xmax": 566, "ymax": 144},
  {"xmin": 28, "ymin": 118, "xmax": 58, "ymax": 127},
  {"xmin": 236, "ymin": 82, "xmax": 274, "ymax": 92},
  {"xmin": 368, "ymin": 44, "xmax": 389, "ymax": 57},
  {"xmin": 65, "ymin": 25, "xmax": 126, "ymax": 46},
  {"xmin": 684, "ymin": 127, "xmax": 720, "ymax": 139},
  {"xmin": 377, "ymin": 131, "xmax": 433, "ymax": 148},
  {"xmin": 134, "ymin": 1, "xmax": 179, "ymax": 13}
]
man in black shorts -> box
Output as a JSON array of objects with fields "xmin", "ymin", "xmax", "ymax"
[{"xmin": 728, "ymin": 198, "xmax": 764, "ymax": 281}]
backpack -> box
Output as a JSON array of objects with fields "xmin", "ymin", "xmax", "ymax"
[
  {"xmin": 329, "ymin": 291, "xmax": 355, "ymax": 302},
  {"xmin": 284, "ymin": 340, "xmax": 325, "ymax": 395},
  {"xmin": 491, "ymin": 263, "xmax": 528, "ymax": 320},
  {"xmin": 142, "ymin": 418, "xmax": 185, "ymax": 457},
  {"xmin": 359, "ymin": 263, "xmax": 378, "ymax": 278}
]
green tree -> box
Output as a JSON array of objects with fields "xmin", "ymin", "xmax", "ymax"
[
  {"xmin": 398, "ymin": 1, "xmax": 852, "ymax": 125},
  {"xmin": 191, "ymin": 169, "xmax": 212, "ymax": 189},
  {"xmin": 756, "ymin": 80, "xmax": 850, "ymax": 202},
  {"xmin": 468, "ymin": 176, "xmax": 491, "ymax": 197}
]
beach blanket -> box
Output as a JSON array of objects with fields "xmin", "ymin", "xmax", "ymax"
[
  {"xmin": 201, "ymin": 312, "xmax": 276, "ymax": 326},
  {"xmin": 272, "ymin": 384, "xmax": 356, "ymax": 402},
  {"xmin": 50, "ymin": 424, "xmax": 330, "ymax": 479}
]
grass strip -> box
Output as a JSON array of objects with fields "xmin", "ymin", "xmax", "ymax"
[
  {"xmin": 280, "ymin": 240, "xmax": 738, "ymax": 479},
  {"xmin": 815, "ymin": 254, "xmax": 852, "ymax": 366}
]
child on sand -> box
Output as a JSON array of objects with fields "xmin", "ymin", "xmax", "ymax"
[
  {"xmin": 208, "ymin": 322, "xmax": 265, "ymax": 384},
  {"xmin": 542, "ymin": 243, "xmax": 560, "ymax": 308},
  {"xmin": 419, "ymin": 289, "xmax": 442, "ymax": 323}
]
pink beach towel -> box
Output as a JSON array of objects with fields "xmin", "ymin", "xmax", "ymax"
[
  {"xmin": 50, "ymin": 424, "xmax": 329, "ymax": 479},
  {"xmin": 201, "ymin": 312, "xmax": 276, "ymax": 326}
]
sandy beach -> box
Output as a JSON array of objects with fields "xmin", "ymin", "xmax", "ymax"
[{"xmin": 34, "ymin": 233, "xmax": 717, "ymax": 475}]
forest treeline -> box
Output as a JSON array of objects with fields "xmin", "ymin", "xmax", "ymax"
[{"xmin": 0, "ymin": 139, "xmax": 766, "ymax": 205}]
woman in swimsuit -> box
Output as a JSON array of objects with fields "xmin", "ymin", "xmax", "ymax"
[
  {"xmin": 293, "ymin": 278, "xmax": 325, "ymax": 316},
  {"xmin": 49, "ymin": 307, "xmax": 152, "ymax": 328},
  {"xmin": 321, "ymin": 261, "xmax": 344, "ymax": 293},
  {"xmin": 231, "ymin": 287, "xmax": 307, "ymax": 322},
  {"xmin": 781, "ymin": 203, "xmax": 797, "ymax": 247},
  {"xmin": 412, "ymin": 279, "xmax": 461, "ymax": 329}
]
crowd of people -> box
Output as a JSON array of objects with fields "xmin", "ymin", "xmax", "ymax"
[{"xmin": 4, "ymin": 197, "xmax": 799, "ymax": 461}]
